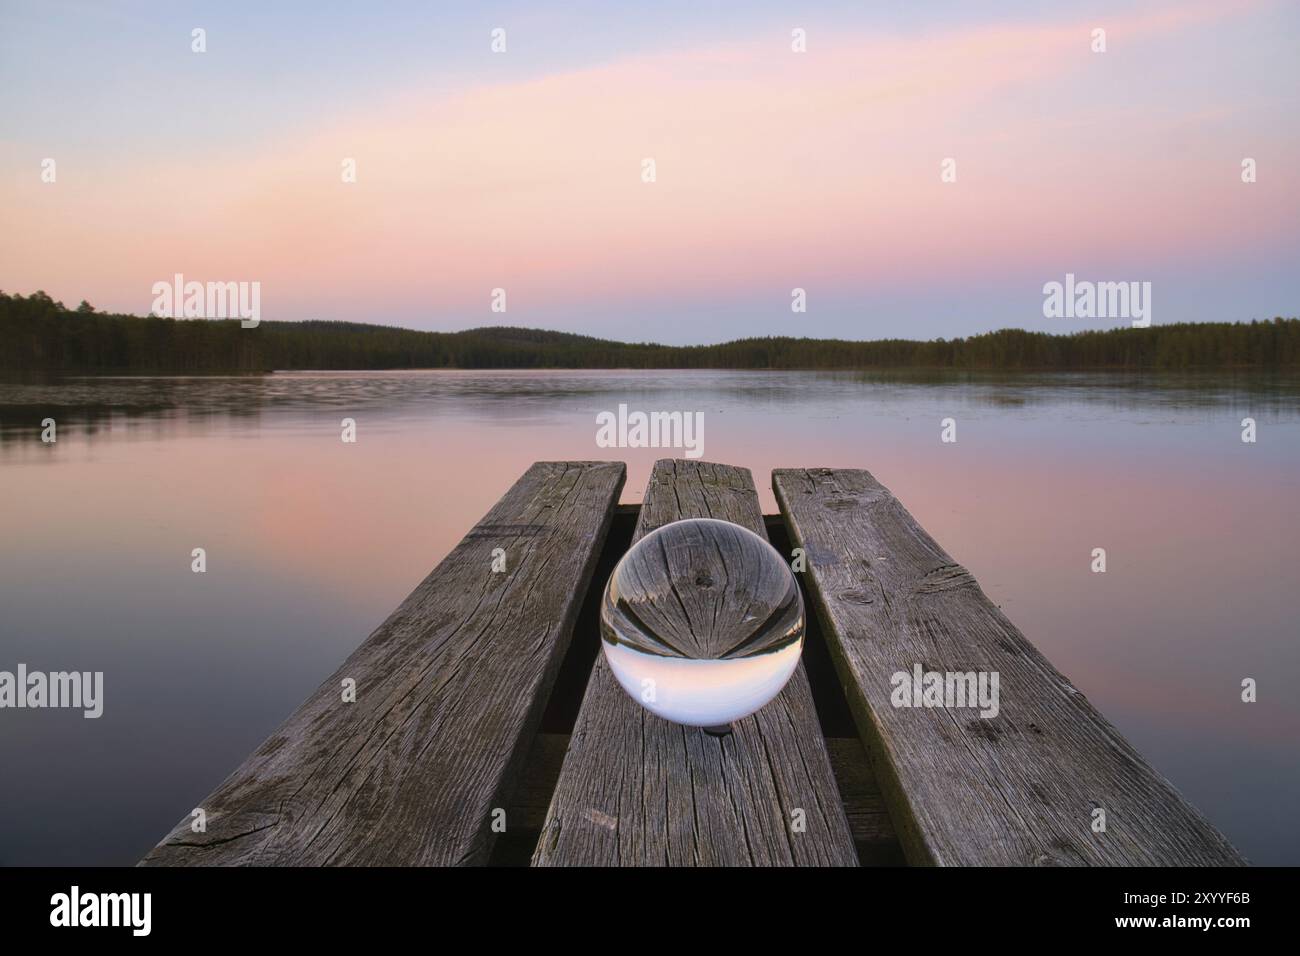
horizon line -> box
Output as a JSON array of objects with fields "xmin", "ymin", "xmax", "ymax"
[{"xmin": 7, "ymin": 289, "xmax": 1297, "ymax": 350}]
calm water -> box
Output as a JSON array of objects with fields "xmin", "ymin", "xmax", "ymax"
[{"xmin": 2, "ymin": 369, "xmax": 1298, "ymax": 865}]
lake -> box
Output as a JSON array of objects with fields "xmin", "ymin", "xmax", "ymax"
[{"xmin": 1, "ymin": 368, "xmax": 1298, "ymax": 865}]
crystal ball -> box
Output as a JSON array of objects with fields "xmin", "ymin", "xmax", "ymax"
[{"xmin": 599, "ymin": 517, "xmax": 805, "ymax": 727}]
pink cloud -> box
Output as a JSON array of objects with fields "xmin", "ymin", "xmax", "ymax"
[{"xmin": 3, "ymin": 0, "xmax": 1292, "ymax": 323}]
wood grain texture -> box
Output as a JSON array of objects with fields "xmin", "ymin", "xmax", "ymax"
[
  {"xmin": 142, "ymin": 460, "xmax": 625, "ymax": 866},
  {"xmin": 773, "ymin": 467, "xmax": 1246, "ymax": 866},
  {"xmin": 601, "ymin": 517, "xmax": 801, "ymax": 661},
  {"xmin": 532, "ymin": 459, "xmax": 859, "ymax": 866},
  {"xmin": 510, "ymin": 734, "xmax": 897, "ymax": 858}
]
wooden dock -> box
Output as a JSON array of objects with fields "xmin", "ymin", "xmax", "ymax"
[{"xmin": 142, "ymin": 459, "xmax": 1245, "ymax": 867}]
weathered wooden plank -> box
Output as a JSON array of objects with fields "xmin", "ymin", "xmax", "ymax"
[
  {"xmin": 506, "ymin": 734, "xmax": 898, "ymax": 859},
  {"xmin": 774, "ymin": 467, "xmax": 1246, "ymax": 866},
  {"xmin": 533, "ymin": 459, "xmax": 858, "ymax": 866},
  {"xmin": 143, "ymin": 460, "xmax": 625, "ymax": 866}
]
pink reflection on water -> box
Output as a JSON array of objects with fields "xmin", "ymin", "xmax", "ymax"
[{"xmin": 2, "ymin": 370, "xmax": 1298, "ymax": 863}]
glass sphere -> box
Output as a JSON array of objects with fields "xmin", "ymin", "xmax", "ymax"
[{"xmin": 599, "ymin": 517, "xmax": 805, "ymax": 726}]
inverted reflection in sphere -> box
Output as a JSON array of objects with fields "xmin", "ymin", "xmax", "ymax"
[{"xmin": 600, "ymin": 518, "xmax": 805, "ymax": 727}]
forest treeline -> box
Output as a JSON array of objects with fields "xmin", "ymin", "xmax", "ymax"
[{"xmin": 3, "ymin": 290, "xmax": 1298, "ymax": 372}]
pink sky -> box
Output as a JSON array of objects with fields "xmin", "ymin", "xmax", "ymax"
[{"xmin": 3, "ymin": 0, "xmax": 1296, "ymax": 341}]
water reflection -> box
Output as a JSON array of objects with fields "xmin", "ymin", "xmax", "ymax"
[
  {"xmin": 1, "ymin": 369, "xmax": 1297, "ymax": 864},
  {"xmin": 4, "ymin": 368, "xmax": 1299, "ymax": 445}
]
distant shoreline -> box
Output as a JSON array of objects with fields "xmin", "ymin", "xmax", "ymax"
[
  {"xmin": 9, "ymin": 365, "xmax": 1300, "ymax": 378},
  {"xmin": 4, "ymin": 291, "xmax": 1297, "ymax": 373}
]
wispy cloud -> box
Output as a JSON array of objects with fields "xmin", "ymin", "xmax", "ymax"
[{"xmin": 2, "ymin": 0, "xmax": 1294, "ymax": 338}]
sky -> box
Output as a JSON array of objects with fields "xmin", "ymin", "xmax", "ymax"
[{"xmin": 2, "ymin": 0, "xmax": 1298, "ymax": 344}]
